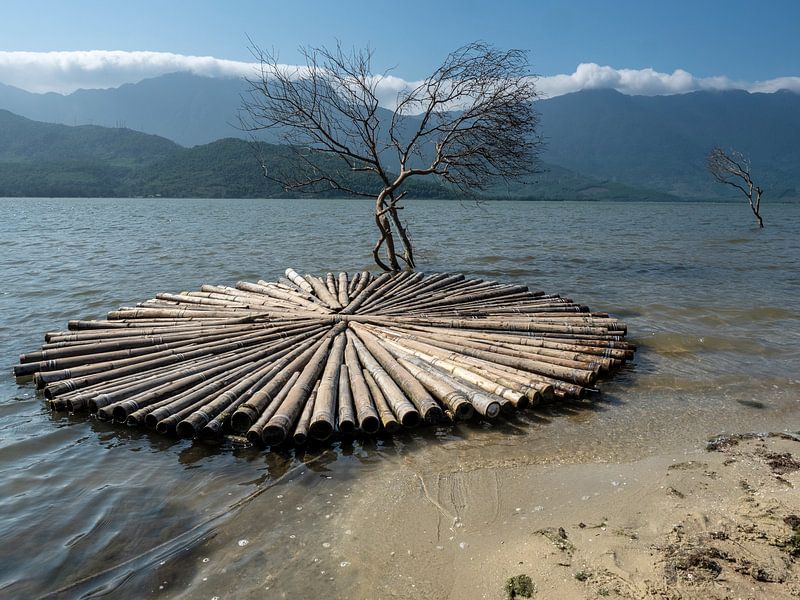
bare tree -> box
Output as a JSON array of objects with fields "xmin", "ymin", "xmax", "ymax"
[
  {"xmin": 706, "ymin": 147, "xmax": 764, "ymax": 228},
  {"xmin": 240, "ymin": 41, "xmax": 542, "ymax": 271}
]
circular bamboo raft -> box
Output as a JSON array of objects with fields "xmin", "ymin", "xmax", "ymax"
[{"xmin": 16, "ymin": 269, "xmax": 634, "ymax": 447}]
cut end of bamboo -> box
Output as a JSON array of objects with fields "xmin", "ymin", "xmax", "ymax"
[{"xmin": 17, "ymin": 268, "xmax": 635, "ymax": 450}]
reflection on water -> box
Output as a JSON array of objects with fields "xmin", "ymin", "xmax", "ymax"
[{"xmin": 0, "ymin": 198, "xmax": 799, "ymax": 597}]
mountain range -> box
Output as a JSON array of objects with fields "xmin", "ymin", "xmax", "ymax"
[
  {"xmin": 0, "ymin": 72, "xmax": 798, "ymax": 200},
  {"xmin": 1, "ymin": 109, "xmax": 668, "ymax": 200}
]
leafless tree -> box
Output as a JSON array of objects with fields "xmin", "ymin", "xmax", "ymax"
[
  {"xmin": 706, "ymin": 147, "xmax": 764, "ymax": 228},
  {"xmin": 240, "ymin": 41, "xmax": 542, "ymax": 271}
]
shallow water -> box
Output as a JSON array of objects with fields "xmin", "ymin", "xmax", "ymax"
[{"xmin": 0, "ymin": 198, "xmax": 799, "ymax": 597}]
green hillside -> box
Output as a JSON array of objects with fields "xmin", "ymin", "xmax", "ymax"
[
  {"xmin": 537, "ymin": 89, "xmax": 800, "ymax": 199},
  {"xmin": 0, "ymin": 109, "xmax": 677, "ymax": 200},
  {"xmin": 2, "ymin": 75, "xmax": 799, "ymax": 200},
  {"xmin": 0, "ymin": 111, "xmax": 459, "ymax": 198},
  {"xmin": 0, "ymin": 109, "xmax": 179, "ymax": 165},
  {"xmin": 134, "ymin": 138, "xmax": 451, "ymax": 199}
]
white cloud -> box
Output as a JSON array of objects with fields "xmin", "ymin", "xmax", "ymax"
[
  {"xmin": 537, "ymin": 62, "xmax": 800, "ymax": 97},
  {"xmin": 0, "ymin": 50, "xmax": 256, "ymax": 93},
  {"xmin": 748, "ymin": 76, "xmax": 800, "ymax": 94},
  {"xmin": 0, "ymin": 51, "xmax": 798, "ymax": 101}
]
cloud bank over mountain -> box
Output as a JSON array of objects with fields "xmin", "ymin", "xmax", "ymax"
[
  {"xmin": 537, "ymin": 62, "xmax": 800, "ymax": 97},
  {"xmin": 1, "ymin": 50, "xmax": 798, "ymax": 101},
  {"xmin": 0, "ymin": 51, "xmax": 255, "ymax": 93}
]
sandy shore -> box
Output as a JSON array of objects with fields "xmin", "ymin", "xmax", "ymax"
[
  {"xmin": 88, "ymin": 429, "xmax": 800, "ymax": 599},
  {"xmin": 329, "ymin": 432, "xmax": 800, "ymax": 599}
]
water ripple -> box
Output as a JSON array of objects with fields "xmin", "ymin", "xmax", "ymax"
[{"xmin": 0, "ymin": 197, "xmax": 799, "ymax": 597}]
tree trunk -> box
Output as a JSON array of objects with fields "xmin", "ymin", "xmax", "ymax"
[
  {"xmin": 754, "ymin": 189, "xmax": 764, "ymax": 228},
  {"xmin": 389, "ymin": 205, "xmax": 415, "ymax": 269},
  {"xmin": 748, "ymin": 189, "xmax": 764, "ymax": 229},
  {"xmin": 373, "ymin": 193, "xmax": 401, "ymax": 271},
  {"xmin": 752, "ymin": 207, "xmax": 764, "ymax": 228}
]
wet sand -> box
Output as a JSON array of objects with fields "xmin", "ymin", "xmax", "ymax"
[
  {"xmin": 330, "ymin": 432, "xmax": 800, "ymax": 599},
  {"xmin": 84, "ymin": 430, "xmax": 798, "ymax": 600}
]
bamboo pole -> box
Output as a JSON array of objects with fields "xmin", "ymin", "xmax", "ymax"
[
  {"xmin": 180, "ymin": 335, "xmax": 319, "ymax": 435},
  {"xmin": 379, "ymin": 336, "xmax": 526, "ymax": 407},
  {"xmin": 337, "ymin": 272, "xmax": 350, "ymax": 307},
  {"xmin": 260, "ymin": 332, "xmax": 339, "ymax": 445},
  {"xmin": 350, "ymin": 271, "xmax": 371, "ymax": 297},
  {"xmin": 396, "ymin": 356, "xmax": 474, "ymax": 420},
  {"xmin": 349, "ymin": 325, "xmax": 441, "ymax": 423},
  {"xmin": 230, "ymin": 323, "xmax": 345, "ymax": 432},
  {"xmin": 18, "ymin": 322, "xmax": 322, "ymax": 378},
  {"xmin": 309, "ymin": 333, "xmax": 346, "ymax": 440},
  {"xmin": 326, "ymin": 273, "xmax": 338, "ymax": 297},
  {"xmin": 115, "ymin": 357, "xmax": 265, "ymax": 425},
  {"xmin": 21, "ymin": 320, "xmax": 315, "ymax": 366},
  {"xmin": 339, "ymin": 272, "xmax": 392, "ymax": 314},
  {"xmin": 237, "ymin": 281, "xmax": 330, "ymax": 312},
  {"xmin": 336, "ymin": 364, "xmax": 356, "ymax": 434},
  {"xmin": 363, "ymin": 370, "xmax": 400, "ymax": 433},
  {"xmin": 346, "ymin": 330, "xmax": 420, "ymax": 427},
  {"xmin": 396, "ymin": 353, "xmax": 500, "ymax": 418},
  {"xmin": 244, "ymin": 371, "xmax": 301, "ymax": 445},
  {"xmin": 285, "ymin": 268, "xmax": 314, "ymax": 294},
  {"xmin": 370, "ymin": 328, "xmax": 558, "ymax": 403},
  {"xmin": 66, "ymin": 326, "xmax": 324, "ymax": 409},
  {"xmin": 304, "ymin": 273, "xmax": 343, "ymax": 310},
  {"xmin": 156, "ymin": 373, "xmax": 251, "ymax": 436},
  {"xmin": 379, "ymin": 327, "xmax": 598, "ymax": 385},
  {"xmin": 364, "ymin": 272, "xmax": 453, "ymax": 312},
  {"xmin": 344, "ymin": 337, "xmax": 380, "ymax": 434},
  {"xmin": 19, "ymin": 268, "xmax": 634, "ymax": 449},
  {"xmin": 292, "ymin": 380, "xmax": 320, "ymax": 445},
  {"xmin": 129, "ymin": 337, "xmax": 309, "ymax": 433},
  {"xmin": 346, "ymin": 272, "xmax": 361, "ymax": 297}
]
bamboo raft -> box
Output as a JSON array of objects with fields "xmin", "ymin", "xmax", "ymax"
[{"xmin": 15, "ymin": 269, "xmax": 635, "ymax": 447}]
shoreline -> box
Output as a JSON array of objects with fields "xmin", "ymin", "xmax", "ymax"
[
  {"xmin": 100, "ymin": 429, "xmax": 798, "ymax": 600},
  {"xmin": 329, "ymin": 431, "xmax": 800, "ymax": 599},
  {"xmin": 9, "ymin": 429, "xmax": 799, "ymax": 598}
]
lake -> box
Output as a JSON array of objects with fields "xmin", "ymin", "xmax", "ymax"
[{"xmin": 1, "ymin": 197, "xmax": 799, "ymax": 597}]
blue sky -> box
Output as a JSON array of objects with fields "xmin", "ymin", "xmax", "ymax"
[{"xmin": 0, "ymin": 0, "xmax": 798, "ymax": 96}]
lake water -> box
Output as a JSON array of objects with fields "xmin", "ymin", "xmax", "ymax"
[{"xmin": 1, "ymin": 198, "xmax": 799, "ymax": 598}]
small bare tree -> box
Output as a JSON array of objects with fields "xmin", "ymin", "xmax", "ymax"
[
  {"xmin": 240, "ymin": 41, "xmax": 541, "ymax": 271},
  {"xmin": 706, "ymin": 147, "xmax": 764, "ymax": 228}
]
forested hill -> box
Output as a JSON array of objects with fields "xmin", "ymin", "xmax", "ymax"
[
  {"xmin": 0, "ymin": 110, "xmax": 445, "ymax": 198},
  {"xmin": 536, "ymin": 88, "xmax": 800, "ymax": 199},
  {"xmin": 0, "ymin": 110, "xmax": 673, "ymax": 200},
  {"xmin": 2, "ymin": 73, "xmax": 799, "ymax": 200}
]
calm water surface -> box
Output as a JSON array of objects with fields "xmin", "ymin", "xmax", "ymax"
[{"xmin": 0, "ymin": 198, "xmax": 798, "ymax": 597}]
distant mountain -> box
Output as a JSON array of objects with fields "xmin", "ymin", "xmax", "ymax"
[
  {"xmin": 536, "ymin": 88, "xmax": 800, "ymax": 199},
  {"xmin": 0, "ymin": 73, "xmax": 246, "ymax": 146},
  {"xmin": 0, "ymin": 107, "xmax": 179, "ymax": 163},
  {"xmin": 2, "ymin": 74, "xmax": 798, "ymax": 199},
  {"xmin": 0, "ymin": 109, "xmax": 180, "ymax": 196},
  {"xmin": 0, "ymin": 110, "xmax": 465, "ymax": 198},
  {"xmin": 0, "ymin": 109, "xmax": 671, "ymax": 200}
]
